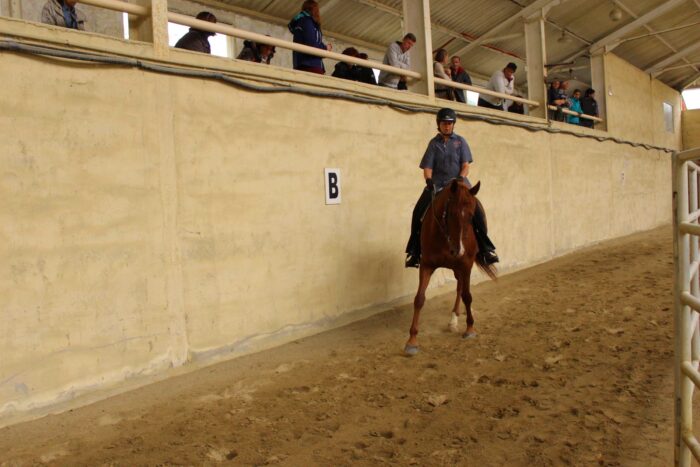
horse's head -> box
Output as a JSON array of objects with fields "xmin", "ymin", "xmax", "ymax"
[{"xmin": 444, "ymin": 179, "xmax": 480, "ymax": 257}]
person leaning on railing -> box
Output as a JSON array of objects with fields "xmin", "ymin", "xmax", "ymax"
[
  {"xmin": 433, "ymin": 49, "xmax": 455, "ymax": 101},
  {"xmin": 566, "ymin": 89, "xmax": 583, "ymax": 125},
  {"xmin": 548, "ymin": 80, "xmax": 567, "ymax": 121},
  {"xmin": 353, "ymin": 53, "xmax": 377, "ymax": 85},
  {"xmin": 288, "ymin": 0, "xmax": 332, "ymax": 75},
  {"xmin": 378, "ymin": 33, "xmax": 417, "ymax": 90},
  {"xmin": 332, "ymin": 47, "xmax": 359, "ymax": 80},
  {"xmin": 580, "ymin": 88, "xmax": 599, "ymax": 129},
  {"xmin": 41, "ymin": 0, "xmax": 86, "ymax": 31},
  {"xmin": 478, "ymin": 62, "xmax": 517, "ymax": 111},
  {"xmin": 237, "ymin": 40, "xmax": 276, "ymax": 64},
  {"xmin": 174, "ymin": 11, "xmax": 217, "ymax": 54},
  {"xmin": 449, "ymin": 56, "xmax": 472, "ymax": 104}
]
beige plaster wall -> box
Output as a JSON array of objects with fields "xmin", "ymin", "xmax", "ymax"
[
  {"xmin": 605, "ymin": 54, "xmax": 682, "ymax": 149},
  {"xmin": 683, "ymin": 109, "xmax": 700, "ymax": 150},
  {"xmin": 0, "ymin": 23, "xmax": 677, "ymax": 425}
]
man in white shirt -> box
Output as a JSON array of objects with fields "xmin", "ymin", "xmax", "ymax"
[
  {"xmin": 478, "ymin": 62, "xmax": 517, "ymax": 111},
  {"xmin": 378, "ymin": 33, "xmax": 417, "ymax": 90}
]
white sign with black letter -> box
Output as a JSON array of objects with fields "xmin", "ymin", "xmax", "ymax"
[{"xmin": 324, "ymin": 168, "xmax": 341, "ymax": 205}]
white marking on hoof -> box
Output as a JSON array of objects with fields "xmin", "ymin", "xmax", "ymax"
[
  {"xmin": 448, "ymin": 313, "xmax": 459, "ymax": 332},
  {"xmin": 462, "ymin": 332, "xmax": 477, "ymax": 340},
  {"xmin": 404, "ymin": 344, "xmax": 419, "ymax": 356}
]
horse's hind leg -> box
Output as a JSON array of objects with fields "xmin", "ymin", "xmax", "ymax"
[
  {"xmin": 449, "ymin": 273, "xmax": 462, "ymax": 332},
  {"xmin": 460, "ymin": 271, "xmax": 477, "ymax": 339},
  {"xmin": 405, "ymin": 265, "xmax": 434, "ymax": 355}
]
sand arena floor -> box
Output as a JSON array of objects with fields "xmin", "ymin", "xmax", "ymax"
[{"xmin": 0, "ymin": 226, "xmax": 683, "ymax": 466}]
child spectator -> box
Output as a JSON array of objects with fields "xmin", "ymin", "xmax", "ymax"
[
  {"xmin": 567, "ymin": 89, "xmax": 583, "ymax": 125},
  {"xmin": 237, "ymin": 40, "xmax": 276, "ymax": 64}
]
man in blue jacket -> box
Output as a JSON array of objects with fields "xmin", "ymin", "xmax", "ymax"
[{"xmin": 288, "ymin": 0, "xmax": 332, "ymax": 74}]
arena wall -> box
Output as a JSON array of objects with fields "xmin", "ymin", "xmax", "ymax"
[
  {"xmin": 0, "ymin": 19, "xmax": 679, "ymax": 426},
  {"xmin": 683, "ymin": 109, "xmax": 700, "ymax": 150}
]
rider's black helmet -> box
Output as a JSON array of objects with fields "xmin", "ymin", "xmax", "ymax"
[{"xmin": 436, "ymin": 107, "xmax": 457, "ymax": 123}]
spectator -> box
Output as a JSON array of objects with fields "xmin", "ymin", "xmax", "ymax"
[
  {"xmin": 174, "ymin": 11, "xmax": 217, "ymax": 54},
  {"xmin": 580, "ymin": 88, "xmax": 599, "ymax": 128},
  {"xmin": 237, "ymin": 40, "xmax": 276, "ymax": 64},
  {"xmin": 378, "ymin": 33, "xmax": 417, "ymax": 90},
  {"xmin": 332, "ymin": 47, "xmax": 359, "ymax": 80},
  {"xmin": 288, "ymin": 0, "xmax": 331, "ymax": 75},
  {"xmin": 433, "ymin": 49, "xmax": 454, "ymax": 100},
  {"xmin": 41, "ymin": 0, "xmax": 86, "ymax": 30},
  {"xmin": 548, "ymin": 80, "xmax": 567, "ymax": 121},
  {"xmin": 478, "ymin": 62, "xmax": 517, "ymax": 111},
  {"xmin": 449, "ymin": 56, "xmax": 472, "ymax": 103},
  {"xmin": 567, "ymin": 89, "xmax": 583, "ymax": 125},
  {"xmin": 353, "ymin": 53, "xmax": 377, "ymax": 85}
]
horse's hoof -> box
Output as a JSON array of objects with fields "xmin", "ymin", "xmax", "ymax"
[
  {"xmin": 462, "ymin": 332, "xmax": 477, "ymax": 340},
  {"xmin": 404, "ymin": 344, "xmax": 420, "ymax": 356},
  {"xmin": 448, "ymin": 324, "xmax": 459, "ymax": 333}
]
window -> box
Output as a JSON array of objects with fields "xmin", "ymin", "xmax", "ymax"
[
  {"xmin": 167, "ymin": 22, "xmax": 229, "ymax": 58},
  {"xmin": 683, "ymin": 89, "xmax": 700, "ymax": 110},
  {"xmin": 663, "ymin": 102, "xmax": 674, "ymax": 133},
  {"xmin": 121, "ymin": 14, "xmax": 229, "ymax": 58}
]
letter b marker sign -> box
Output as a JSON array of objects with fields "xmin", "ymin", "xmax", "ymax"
[{"xmin": 325, "ymin": 168, "xmax": 341, "ymax": 205}]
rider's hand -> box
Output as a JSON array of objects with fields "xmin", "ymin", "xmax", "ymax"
[{"xmin": 425, "ymin": 178, "xmax": 434, "ymax": 193}]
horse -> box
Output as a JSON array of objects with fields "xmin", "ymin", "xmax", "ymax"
[{"xmin": 404, "ymin": 179, "xmax": 497, "ymax": 355}]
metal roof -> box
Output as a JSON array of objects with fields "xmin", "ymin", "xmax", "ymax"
[{"xmin": 210, "ymin": 0, "xmax": 700, "ymax": 90}]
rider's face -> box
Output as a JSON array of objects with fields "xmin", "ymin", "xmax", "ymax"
[{"xmin": 438, "ymin": 121, "xmax": 454, "ymax": 135}]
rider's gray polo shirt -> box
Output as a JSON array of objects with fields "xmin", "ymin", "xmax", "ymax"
[{"xmin": 419, "ymin": 133, "xmax": 473, "ymax": 189}]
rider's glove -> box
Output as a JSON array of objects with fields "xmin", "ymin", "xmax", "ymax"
[{"xmin": 425, "ymin": 178, "xmax": 435, "ymax": 193}]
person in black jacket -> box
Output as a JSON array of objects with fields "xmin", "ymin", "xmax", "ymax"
[
  {"xmin": 332, "ymin": 47, "xmax": 359, "ymax": 80},
  {"xmin": 449, "ymin": 56, "xmax": 472, "ymax": 103},
  {"xmin": 580, "ymin": 88, "xmax": 599, "ymax": 128},
  {"xmin": 174, "ymin": 11, "xmax": 217, "ymax": 54},
  {"xmin": 353, "ymin": 53, "xmax": 377, "ymax": 85},
  {"xmin": 237, "ymin": 40, "xmax": 275, "ymax": 64}
]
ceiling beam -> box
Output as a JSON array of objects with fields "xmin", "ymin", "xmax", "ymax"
[
  {"xmin": 352, "ymin": 0, "xmax": 522, "ymax": 60},
  {"xmin": 319, "ymin": 0, "xmax": 342, "ymax": 15},
  {"xmin": 647, "ymin": 41, "xmax": 700, "ymax": 75},
  {"xmin": 587, "ymin": 0, "xmax": 685, "ymax": 54},
  {"xmin": 451, "ymin": 0, "xmax": 566, "ymax": 58},
  {"xmin": 680, "ymin": 70, "xmax": 700, "ymax": 89},
  {"xmin": 658, "ymin": 61, "xmax": 700, "ymax": 73},
  {"xmin": 182, "ymin": 0, "xmax": 389, "ymax": 54},
  {"xmin": 554, "ymin": 0, "xmax": 699, "ymax": 82}
]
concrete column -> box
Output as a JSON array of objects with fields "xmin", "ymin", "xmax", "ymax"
[
  {"xmin": 590, "ymin": 51, "xmax": 608, "ymax": 131},
  {"xmin": 8, "ymin": 0, "xmax": 22, "ymax": 18},
  {"xmin": 524, "ymin": 13, "xmax": 547, "ymax": 119},
  {"xmin": 402, "ymin": 0, "xmax": 433, "ymax": 98},
  {"xmin": 128, "ymin": 0, "xmax": 169, "ymax": 58}
]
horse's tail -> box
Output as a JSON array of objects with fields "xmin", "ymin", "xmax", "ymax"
[{"xmin": 475, "ymin": 256, "xmax": 498, "ymax": 281}]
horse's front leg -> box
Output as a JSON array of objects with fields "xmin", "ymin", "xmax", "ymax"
[
  {"xmin": 459, "ymin": 268, "xmax": 477, "ymax": 339},
  {"xmin": 405, "ymin": 265, "xmax": 434, "ymax": 355},
  {"xmin": 449, "ymin": 272, "xmax": 462, "ymax": 332}
]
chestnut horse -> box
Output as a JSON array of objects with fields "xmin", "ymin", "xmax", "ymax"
[{"xmin": 405, "ymin": 179, "xmax": 497, "ymax": 355}]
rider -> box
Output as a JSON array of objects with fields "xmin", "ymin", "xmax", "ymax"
[{"xmin": 405, "ymin": 107, "xmax": 499, "ymax": 268}]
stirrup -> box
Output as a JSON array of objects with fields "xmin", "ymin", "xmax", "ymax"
[
  {"xmin": 478, "ymin": 250, "xmax": 499, "ymax": 265},
  {"xmin": 405, "ymin": 254, "xmax": 420, "ymax": 268}
]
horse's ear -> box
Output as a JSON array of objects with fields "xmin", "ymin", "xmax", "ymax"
[
  {"xmin": 469, "ymin": 181, "xmax": 481, "ymax": 196},
  {"xmin": 450, "ymin": 179, "xmax": 459, "ymax": 193}
]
